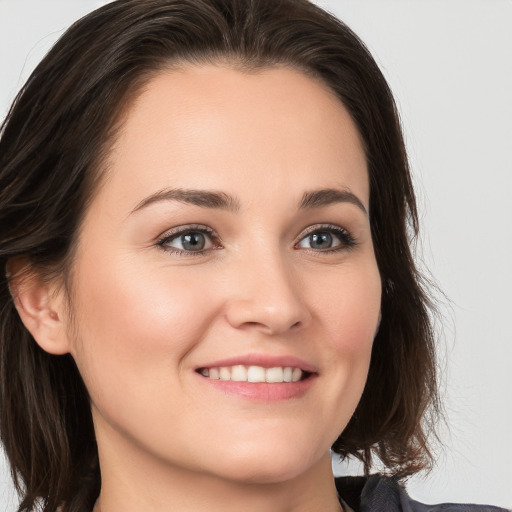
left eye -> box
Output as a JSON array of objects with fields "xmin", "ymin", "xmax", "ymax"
[
  {"xmin": 161, "ymin": 230, "xmax": 214, "ymax": 252},
  {"xmin": 297, "ymin": 227, "xmax": 353, "ymax": 251}
]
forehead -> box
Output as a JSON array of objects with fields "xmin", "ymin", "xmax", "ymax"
[{"xmin": 96, "ymin": 64, "xmax": 369, "ymax": 213}]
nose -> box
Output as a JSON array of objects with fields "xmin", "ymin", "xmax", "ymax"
[{"xmin": 223, "ymin": 250, "xmax": 311, "ymax": 335}]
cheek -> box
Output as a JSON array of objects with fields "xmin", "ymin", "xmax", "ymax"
[
  {"xmin": 67, "ymin": 253, "xmax": 220, "ymax": 398},
  {"xmin": 312, "ymin": 261, "xmax": 381, "ymax": 391},
  {"xmin": 75, "ymin": 255, "xmax": 212, "ymax": 340},
  {"xmin": 288, "ymin": 260, "xmax": 381, "ymax": 445},
  {"xmin": 316, "ymin": 261, "xmax": 381, "ymax": 344}
]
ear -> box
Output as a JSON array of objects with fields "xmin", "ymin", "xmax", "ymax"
[{"xmin": 7, "ymin": 258, "xmax": 71, "ymax": 355}]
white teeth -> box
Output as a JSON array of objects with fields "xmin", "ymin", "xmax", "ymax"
[
  {"xmin": 266, "ymin": 367, "xmax": 284, "ymax": 383},
  {"xmin": 219, "ymin": 367, "xmax": 231, "ymax": 381},
  {"xmin": 231, "ymin": 365, "xmax": 247, "ymax": 381},
  {"xmin": 199, "ymin": 365, "xmax": 306, "ymax": 383},
  {"xmin": 247, "ymin": 365, "xmax": 266, "ymax": 382},
  {"xmin": 292, "ymin": 368, "xmax": 302, "ymax": 382}
]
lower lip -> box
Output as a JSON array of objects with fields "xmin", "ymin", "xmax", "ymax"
[{"xmin": 197, "ymin": 374, "xmax": 317, "ymax": 401}]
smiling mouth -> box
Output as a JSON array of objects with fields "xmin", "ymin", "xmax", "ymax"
[{"xmin": 196, "ymin": 365, "xmax": 312, "ymax": 383}]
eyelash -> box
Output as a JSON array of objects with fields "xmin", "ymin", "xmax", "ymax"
[
  {"xmin": 156, "ymin": 223, "xmax": 358, "ymax": 256},
  {"xmin": 296, "ymin": 224, "xmax": 358, "ymax": 253},
  {"xmin": 157, "ymin": 224, "xmax": 220, "ymax": 257}
]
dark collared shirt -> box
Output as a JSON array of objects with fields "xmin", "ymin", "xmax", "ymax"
[{"xmin": 336, "ymin": 475, "xmax": 510, "ymax": 512}]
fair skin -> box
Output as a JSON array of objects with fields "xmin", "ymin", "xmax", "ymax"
[{"xmin": 14, "ymin": 65, "xmax": 381, "ymax": 512}]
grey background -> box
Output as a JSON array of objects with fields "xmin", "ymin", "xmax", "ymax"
[{"xmin": 1, "ymin": 0, "xmax": 511, "ymax": 510}]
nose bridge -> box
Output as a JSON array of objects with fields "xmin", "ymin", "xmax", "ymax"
[{"xmin": 224, "ymin": 244, "xmax": 310, "ymax": 334}]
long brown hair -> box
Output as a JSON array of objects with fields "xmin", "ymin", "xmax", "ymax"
[{"xmin": 0, "ymin": 1, "xmax": 439, "ymax": 511}]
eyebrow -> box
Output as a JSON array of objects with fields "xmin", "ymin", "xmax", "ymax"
[
  {"xmin": 299, "ymin": 188, "xmax": 368, "ymax": 215},
  {"xmin": 130, "ymin": 188, "xmax": 241, "ymax": 214},
  {"xmin": 130, "ymin": 186, "xmax": 367, "ymax": 215}
]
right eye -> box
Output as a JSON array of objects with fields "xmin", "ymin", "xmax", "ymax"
[{"xmin": 157, "ymin": 226, "xmax": 220, "ymax": 255}]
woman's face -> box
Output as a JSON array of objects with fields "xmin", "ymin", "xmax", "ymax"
[{"xmin": 64, "ymin": 65, "xmax": 381, "ymax": 484}]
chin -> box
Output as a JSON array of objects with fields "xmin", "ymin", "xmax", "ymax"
[{"xmin": 203, "ymin": 440, "xmax": 325, "ymax": 485}]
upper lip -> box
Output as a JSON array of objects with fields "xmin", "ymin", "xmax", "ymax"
[{"xmin": 195, "ymin": 354, "xmax": 318, "ymax": 374}]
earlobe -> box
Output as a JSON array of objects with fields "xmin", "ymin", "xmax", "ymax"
[{"xmin": 7, "ymin": 258, "xmax": 71, "ymax": 355}]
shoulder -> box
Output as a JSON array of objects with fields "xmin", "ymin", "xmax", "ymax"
[{"xmin": 335, "ymin": 474, "xmax": 510, "ymax": 512}]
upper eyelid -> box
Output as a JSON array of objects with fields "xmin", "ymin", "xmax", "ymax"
[
  {"xmin": 296, "ymin": 223, "xmax": 350, "ymax": 238},
  {"xmin": 157, "ymin": 224, "xmax": 218, "ymax": 241},
  {"xmin": 158, "ymin": 222, "xmax": 347, "ymax": 237},
  {"xmin": 300, "ymin": 223, "xmax": 346, "ymax": 233},
  {"xmin": 157, "ymin": 223, "xmax": 350, "ymax": 239}
]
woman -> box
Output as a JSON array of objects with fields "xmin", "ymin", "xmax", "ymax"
[{"xmin": 0, "ymin": 1, "xmax": 508, "ymax": 511}]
